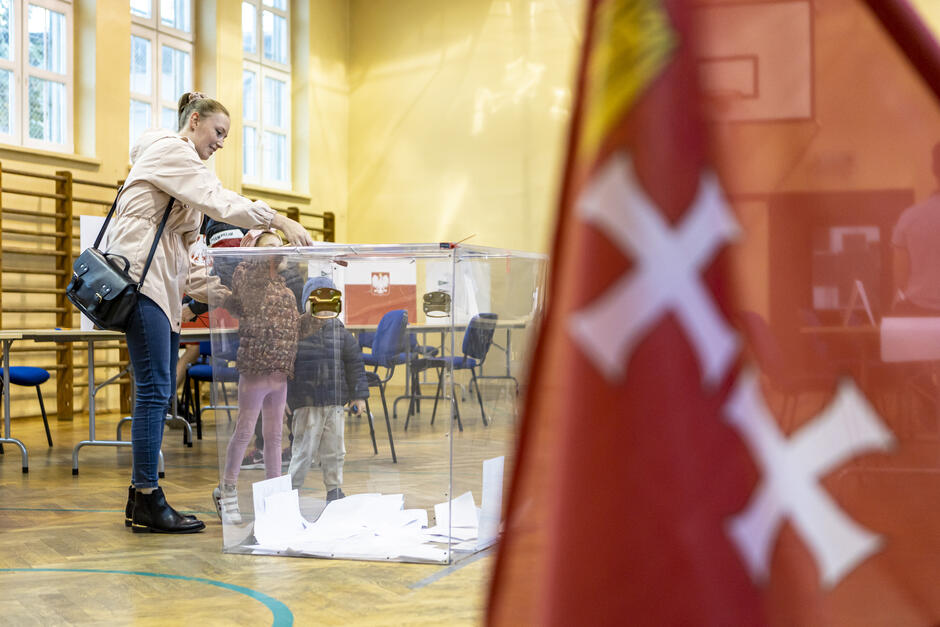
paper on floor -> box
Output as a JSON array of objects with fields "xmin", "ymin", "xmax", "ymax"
[
  {"xmin": 433, "ymin": 491, "xmax": 478, "ymax": 530},
  {"xmin": 478, "ymin": 456, "xmax": 505, "ymax": 549}
]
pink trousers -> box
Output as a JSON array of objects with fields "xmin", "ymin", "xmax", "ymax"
[{"xmin": 223, "ymin": 372, "xmax": 287, "ymax": 484}]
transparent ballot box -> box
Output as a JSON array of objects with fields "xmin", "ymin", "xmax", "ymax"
[{"xmin": 205, "ymin": 243, "xmax": 547, "ymax": 563}]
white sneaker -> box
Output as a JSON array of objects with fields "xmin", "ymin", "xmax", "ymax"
[{"xmin": 212, "ymin": 485, "xmax": 243, "ymax": 525}]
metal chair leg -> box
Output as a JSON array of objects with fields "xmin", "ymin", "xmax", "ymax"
[
  {"xmin": 363, "ymin": 400, "xmax": 378, "ymax": 454},
  {"xmin": 470, "ymin": 367, "xmax": 487, "ymax": 426},
  {"xmin": 451, "ymin": 388, "xmax": 463, "ymax": 432},
  {"xmin": 430, "ymin": 367, "xmax": 444, "ymax": 426},
  {"xmin": 36, "ymin": 386, "xmax": 52, "ymax": 446},
  {"xmin": 378, "ymin": 384, "xmax": 397, "ymax": 463}
]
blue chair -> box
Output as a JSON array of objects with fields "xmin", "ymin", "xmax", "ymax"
[
  {"xmin": 362, "ymin": 310, "xmax": 409, "ymax": 463},
  {"xmin": 0, "ymin": 367, "xmax": 52, "ymax": 447},
  {"xmin": 407, "ymin": 313, "xmax": 498, "ymax": 432},
  {"xmin": 181, "ymin": 340, "xmax": 239, "ymax": 440},
  {"xmin": 392, "ymin": 333, "xmax": 440, "ymax": 419}
]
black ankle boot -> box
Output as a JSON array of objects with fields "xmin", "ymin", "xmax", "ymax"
[
  {"xmin": 132, "ymin": 487, "xmax": 206, "ymax": 534},
  {"xmin": 126, "ymin": 485, "xmax": 197, "ymax": 527}
]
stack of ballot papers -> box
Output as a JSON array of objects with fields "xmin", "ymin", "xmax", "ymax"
[{"xmin": 241, "ymin": 455, "xmax": 505, "ymax": 562}]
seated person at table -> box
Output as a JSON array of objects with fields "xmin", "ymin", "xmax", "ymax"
[
  {"xmin": 893, "ymin": 141, "xmax": 940, "ymax": 316},
  {"xmin": 287, "ymin": 276, "xmax": 369, "ymax": 502}
]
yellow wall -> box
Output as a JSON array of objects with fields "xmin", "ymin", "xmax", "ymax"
[
  {"xmin": 1, "ymin": 0, "xmax": 580, "ymax": 417},
  {"xmin": 346, "ymin": 0, "xmax": 584, "ymax": 252},
  {"xmin": 300, "ymin": 0, "xmax": 350, "ymax": 241}
]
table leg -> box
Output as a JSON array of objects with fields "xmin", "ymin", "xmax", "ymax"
[
  {"xmin": 3, "ymin": 339, "xmax": 10, "ymax": 439},
  {"xmin": 72, "ymin": 339, "xmax": 135, "ymax": 475},
  {"xmin": 164, "ymin": 392, "xmax": 193, "ymax": 446},
  {"xmin": 1, "ymin": 339, "xmax": 29, "ymax": 473}
]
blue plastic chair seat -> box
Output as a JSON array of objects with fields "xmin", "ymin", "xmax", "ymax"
[
  {"xmin": 188, "ymin": 364, "xmax": 238, "ymax": 382},
  {"xmin": 0, "ymin": 367, "xmax": 51, "ymax": 386}
]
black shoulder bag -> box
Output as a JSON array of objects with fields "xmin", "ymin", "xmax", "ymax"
[{"xmin": 66, "ymin": 190, "xmax": 175, "ymax": 332}]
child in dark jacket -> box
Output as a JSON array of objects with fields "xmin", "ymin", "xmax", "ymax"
[{"xmin": 288, "ymin": 276, "xmax": 369, "ymax": 501}]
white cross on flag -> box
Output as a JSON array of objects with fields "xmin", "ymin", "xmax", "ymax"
[{"xmin": 489, "ymin": 0, "xmax": 940, "ymax": 624}]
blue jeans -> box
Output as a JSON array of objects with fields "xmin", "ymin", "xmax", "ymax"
[{"xmin": 125, "ymin": 295, "xmax": 179, "ymax": 489}]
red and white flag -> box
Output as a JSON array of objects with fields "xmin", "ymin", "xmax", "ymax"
[{"xmin": 489, "ymin": 0, "xmax": 940, "ymax": 624}]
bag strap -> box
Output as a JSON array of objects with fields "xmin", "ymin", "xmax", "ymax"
[
  {"xmin": 137, "ymin": 195, "xmax": 175, "ymax": 290},
  {"xmin": 94, "ymin": 187, "xmax": 176, "ymax": 291}
]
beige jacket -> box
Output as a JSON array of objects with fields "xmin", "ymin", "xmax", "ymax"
[{"xmin": 104, "ymin": 129, "xmax": 276, "ymax": 332}]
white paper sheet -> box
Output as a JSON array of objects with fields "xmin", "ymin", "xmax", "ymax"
[
  {"xmin": 434, "ymin": 491, "xmax": 478, "ymax": 530},
  {"xmin": 244, "ymin": 488, "xmax": 487, "ymax": 563},
  {"xmin": 252, "ymin": 475, "xmax": 304, "ymax": 547},
  {"xmin": 421, "ymin": 525, "xmax": 478, "ymax": 542},
  {"xmin": 478, "ymin": 456, "xmax": 505, "ymax": 549},
  {"xmin": 252, "ymin": 474, "xmax": 292, "ymax": 513}
]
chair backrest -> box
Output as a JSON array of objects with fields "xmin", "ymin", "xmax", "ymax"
[
  {"xmin": 371, "ymin": 309, "xmax": 409, "ymax": 366},
  {"xmin": 357, "ymin": 331, "xmax": 376, "ymax": 349},
  {"xmin": 463, "ymin": 313, "xmax": 498, "ymax": 360},
  {"xmin": 206, "ymin": 336, "xmax": 240, "ymax": 363}
]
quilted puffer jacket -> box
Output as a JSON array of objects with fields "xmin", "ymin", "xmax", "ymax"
[
  {"xmin": 225, "ymin": 260, "xmax": 317, "ymax": 377},
  {"xmin": 288, "ymin": 317, "xmax": 369, "ymax": 407}
]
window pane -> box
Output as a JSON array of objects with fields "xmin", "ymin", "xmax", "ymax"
[
  {"xmin": 161, "ymin": 106, "xmax": 176, "ymax": 131},
  {"xmin": 28, "ymin": 76, "xmax": 65, "ymax": 143},
  {"xmin": 242, "ymin": 2, "xmax": 256, "ymax": 54},
  {"xmin": 263, "ymin": 131, "xmax": 287, "ymax": 183},
  {"xmin": 243, "ymin": 125, "xmax": 257, "ymax": 179},
  {"xmin": 130, "ymin": 35, "xmax": 152, "ymax": 95},
  {"xmin": 0, "ymin": 68, "xmax": 12, "ymax": 135},
  {"xmin": 263, "ymin": 0, "xmax": 287, "ymax": 10},
  {"xmin": 262, "ymin": 11, "xmax": 286, "ymax": 64},
  {"xmin": 263, "ymin": 75, "xmax": 285, "ymax": 128},
  {"xmin": 0, "ymin": 0, "xmax": 12, "ymax": 61},
  {"xmin": 242, "ymin": 69, "xmax": 257, "ymax": 122},
  {"xmin": 130, "ymin": 99, "xmax": 151, "ymax": 149},
  {"xmin": 28, "ymin": 5, "xmax": 67, "ymax": 74},
  {"xmin": 161, "ymin": 45, "xmax": 191, "ymax": 105},
  {"xmin": 160, "ymin": 0, "xmax": 190, "ymax": 32},
  {"xmin": 130, "ymin": 0, "xmax": 152, "ymax": 19}
]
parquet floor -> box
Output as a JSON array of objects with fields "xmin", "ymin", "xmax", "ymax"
[{"xmin": 0, "ymin": 383, "xmax": 517, "ymax": 625}]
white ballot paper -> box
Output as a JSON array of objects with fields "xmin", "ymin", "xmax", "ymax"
[
  {"xmin": 477, "ymin": 456, "xmax": 505, "ymax": 549},
  {"xmin": 243, "ymin": 479, "xmax": 497, "ymax": 562},
  {"xmin": 252, "ymin": 475, "xmax": 308, "ymax": 548},
  {"xmin": 434, "ymin": 491, "xmax": 478, "ymax": 531}
]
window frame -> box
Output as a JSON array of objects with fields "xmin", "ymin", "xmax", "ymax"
[
  {"xmin": 241, "ymin": 62, "xmax": 260, "ymax": 181},
  {"xmin": 242, "ymin": 0, "xmax": 289, "ymax": 72},
  {"xmin": 129, "ymin": 0, "xmax": 193, "ymax": 148},
  {"xmin": 0, "ymin": 0, "xmax": 75, "ymax": 152},
  {"xmin": 130, "ymin": 0, "xmax": 192, "ymax": 41},
  {"xmin": 242, "ymin": 0, "xmax": 291, "ymax": 188}
]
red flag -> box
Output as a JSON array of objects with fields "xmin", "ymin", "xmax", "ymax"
[{"xmin": 489, "ymin": 0, "xmax": 940, "ymax": 624}]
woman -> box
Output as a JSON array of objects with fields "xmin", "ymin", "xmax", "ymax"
[{"xmin": 108, "ymin": 91, "xmax": 313, "ymax": 534}]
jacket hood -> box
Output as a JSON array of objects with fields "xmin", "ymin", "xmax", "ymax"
[
  {"xmin": 129, "ymin": 129, "xmax": 189, "ymax": 164},
  {"xmin": 302, "ymin": 276, "xmax": 338, "ymax": 304}
]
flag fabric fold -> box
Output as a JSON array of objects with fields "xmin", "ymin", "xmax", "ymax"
[{"xmin": 489, "ymin": 0, "xmax": 940, "ymax": 624}]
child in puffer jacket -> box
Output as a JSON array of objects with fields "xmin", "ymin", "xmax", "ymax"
[
  {"xmin": 287, "ymin": 276, "xmax": 369, "ymax": 502},
  {"xmin": 213, "ymin": 231, "xmax": 318, "ymax": 524}
]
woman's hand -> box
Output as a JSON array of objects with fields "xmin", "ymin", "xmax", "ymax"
[{"xmin": 271, "ymin": 214, "xmax": 314, "ymax": 246}]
